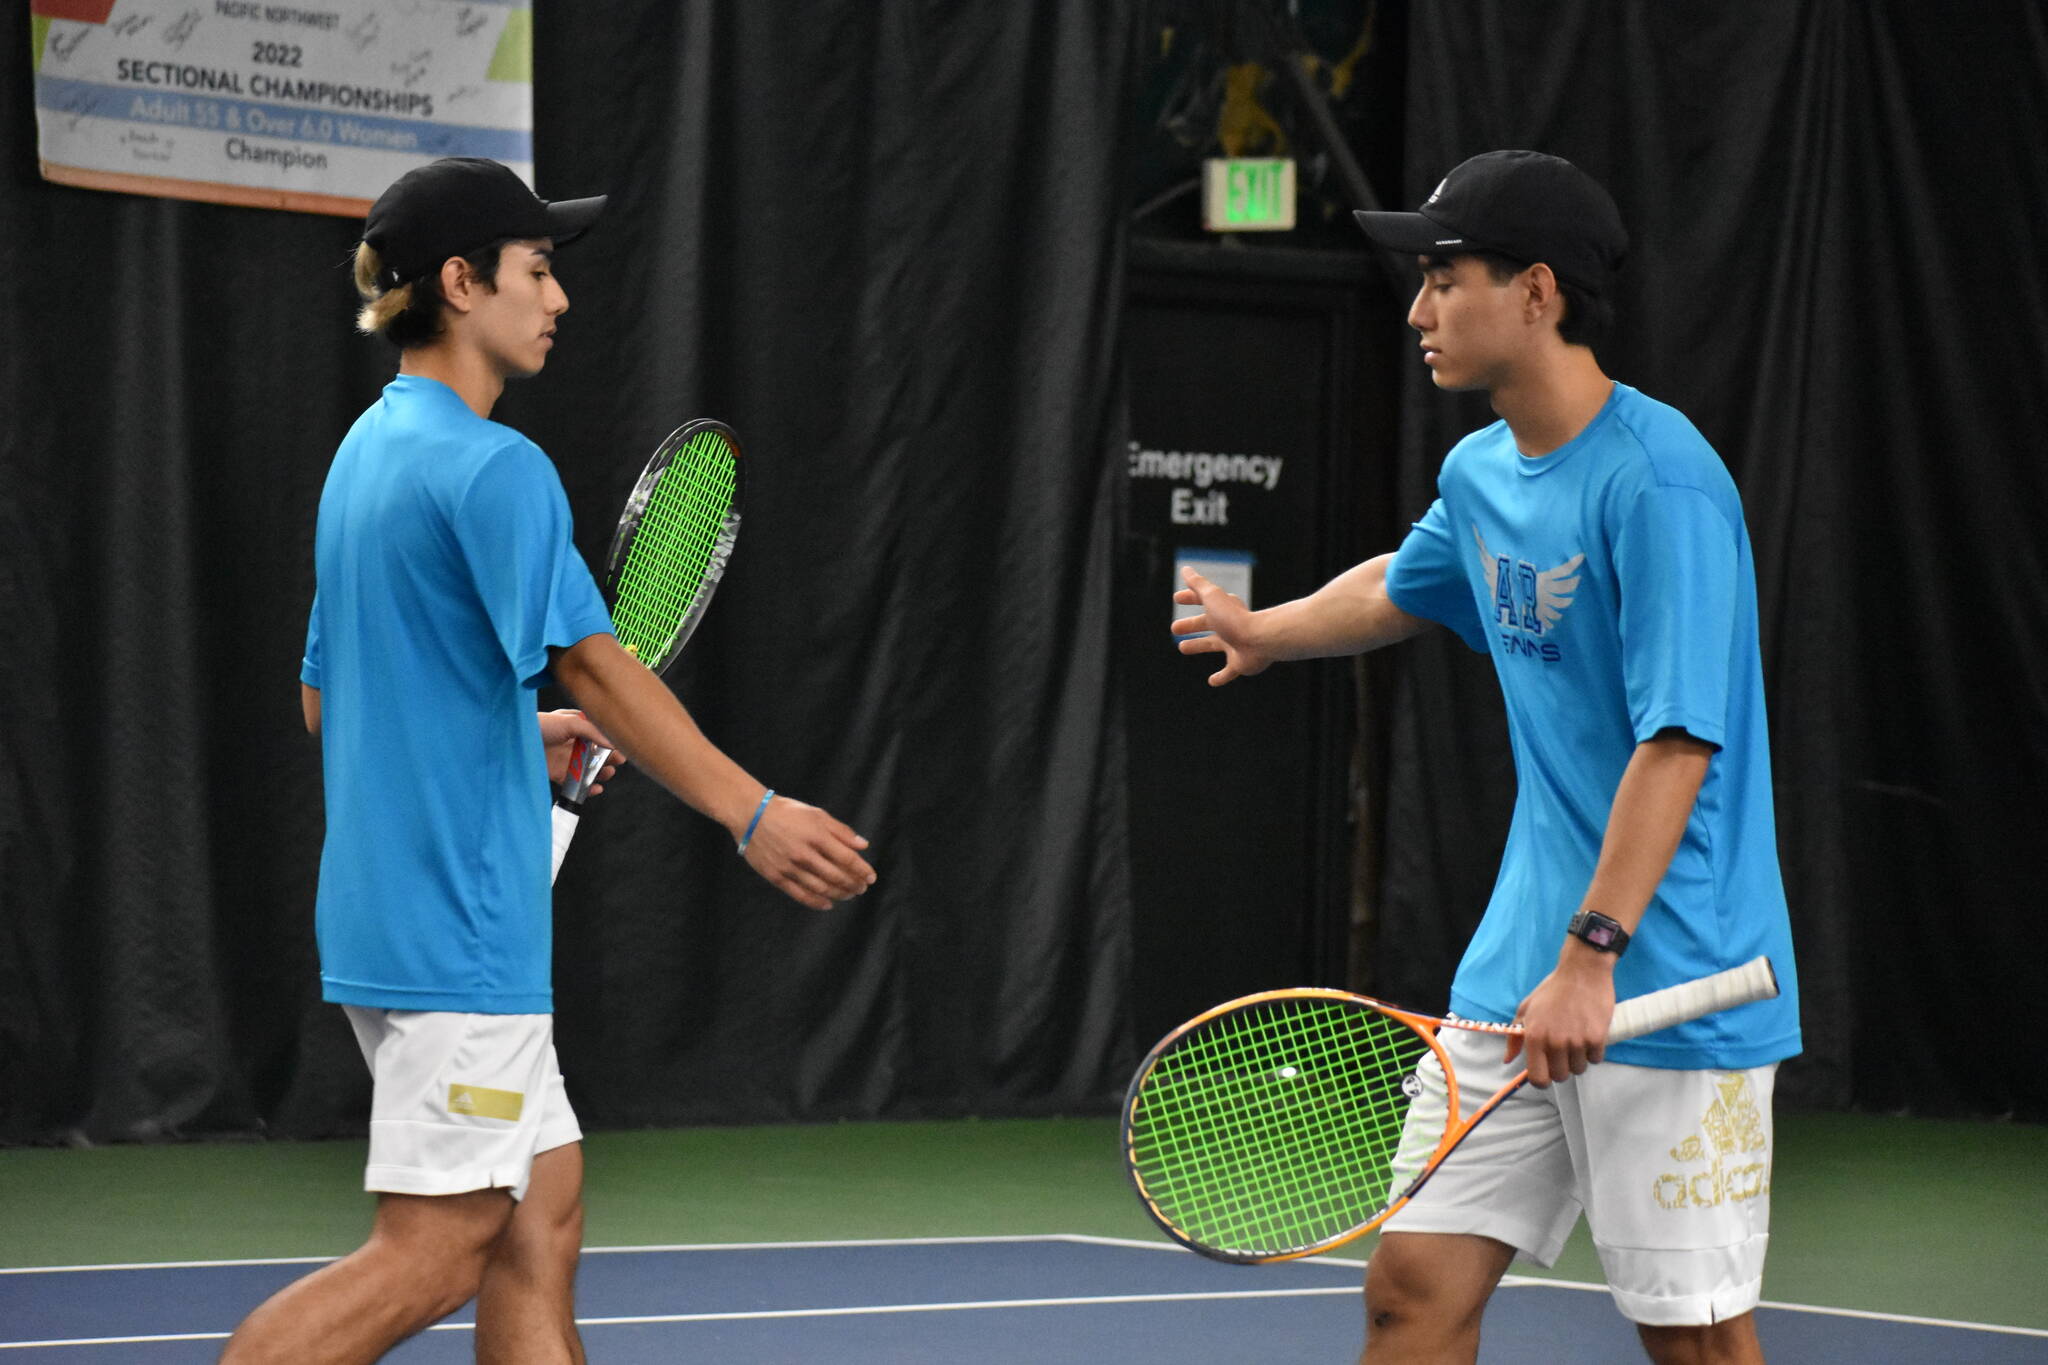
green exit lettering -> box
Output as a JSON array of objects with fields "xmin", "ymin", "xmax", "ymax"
[
  {"xmin": 1228, "ymin": 162, "xmax": 1282, "ymax": 223},
  {"xmin": 1204, "ymin": 158, "xmax": 1294, "ymax": 232}
]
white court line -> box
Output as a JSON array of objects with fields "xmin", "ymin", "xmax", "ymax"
[
  {"xmin": 0, "ymin": 1335, "xmax": 231, "ymax": 1351},
  {"xmin": 3, "ymin": 1236, "xmax": 2042, "ymax": 1343},
  {"xmin": 0, "ymin": 1234, "xmax": 1113, "ymax": 1274},
  {"xmin": 0, "ymin": 1255, "xmax": 333, "ymax": 1275},
  {"xmin": 1073, "ymin": 1238, "xmax": 2048, "ymax": 1340},
  {"xmin": 0, "ymin": 1287, "xmax": 1361, "ymax": 1350},
  {"xmin": 573, "ymin": 1286, "xmax": 1359, "ymax": 1327},
  {"xmin": 0, "ymin": 1233, "xmax": 1155, "ymax": 1274},
  {"xmin": 1494, "ymin": 1275, "xmax": 2048, "ymax": 1340}
]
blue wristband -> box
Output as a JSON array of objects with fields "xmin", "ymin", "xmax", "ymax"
[{"xmin": 736, "ymin": 789, "xmax": 775, "ymax": 855}]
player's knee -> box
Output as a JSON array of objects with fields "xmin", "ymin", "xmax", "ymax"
[
  {"xmin": 371, "ymin": 1198, "xmax": 510, "ymax": 1313},
  {"xmin": 1364, "ymin": 1236, "xmax": 1500, "ymax": 1346},
  {"xmin": 412, "ymin": 1231, "xmax": 498, "ymax": 1315},
  {"xmin": 429, "ymin": 1254, "xmax": 492, "ymax": 1319},
  {"xmin": 360, "ymin": 1235, "xmax": 492, "ymax": 1324},
  {"xmin": 1364, "ymin": 1243, "xmax": 1450, "ymax": 1328}
]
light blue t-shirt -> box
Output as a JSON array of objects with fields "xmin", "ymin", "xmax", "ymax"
[
  {"xmin": 1386, "ymin": 383, "xmax": 1800, "ymax": 1070},
  {"xmin": 301, "ymin": 375, "xmax": 612, "ymax": 1013}
]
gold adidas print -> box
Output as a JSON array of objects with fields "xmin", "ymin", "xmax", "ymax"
[
  {"xmin": 1653, "ymin": 1073, "xmax": 1770, "ymax": 1210},
  {"xmin": 447, "ymin": 1083, "xmax": 524, "ymax": 1121}
]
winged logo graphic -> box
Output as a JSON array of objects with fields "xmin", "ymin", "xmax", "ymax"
[{"xmin": 1474, "ymin": 526, "xmax": 1584, "ymax": 636}]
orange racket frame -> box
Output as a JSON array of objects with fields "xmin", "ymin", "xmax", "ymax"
[{"xmin": 1123, "ymin": 957, "xmax": 1779, "ymax": 1263}]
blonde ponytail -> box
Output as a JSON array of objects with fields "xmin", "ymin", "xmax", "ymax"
[
  {"xmin": 352, "ymin": 242, "xmax": 418, "ymax": 337},
  {"xmin": 349, "ymin": 239, "xmax": 507, "ymax": 348}
]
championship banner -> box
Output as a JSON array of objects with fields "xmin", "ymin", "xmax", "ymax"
[{"xmin": 29, "ymin": 0, "xmax": 533, "ymax": 217}]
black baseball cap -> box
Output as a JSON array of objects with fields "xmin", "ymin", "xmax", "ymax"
[
  {"xmin": 1353, "ymin": 150, "xmax": 1627, "ymax": 294},
  {"xmin": 362, "ymin": 157, "xmax": 606, "ymax": 290}
]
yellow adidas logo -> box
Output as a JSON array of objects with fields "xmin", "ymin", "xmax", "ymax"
[{"xmin": 1653, "ymin": 1073, "xmax": 1770, "ymax": 1210}]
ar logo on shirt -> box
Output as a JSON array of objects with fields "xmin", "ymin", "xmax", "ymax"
[{"xmin": 1474, "ymin": 526, "xmax": 1584, "ymax": 660}]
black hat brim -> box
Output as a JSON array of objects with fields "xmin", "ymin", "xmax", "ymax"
[
  {"xmin": 544, "ymin": 195, "xmax": 606, "ymax": 247},
  {"xmin": 1352, "ymin": 208, "xmax": 1473, "ymax": 256}
]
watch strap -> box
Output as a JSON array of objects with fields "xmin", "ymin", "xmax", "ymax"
[{"xmin": 1567, "ymin": 910, "xmax": 1631, "ymax": 955}]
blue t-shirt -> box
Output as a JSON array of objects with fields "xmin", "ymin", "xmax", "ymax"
[
  {"xmin": 301, "ymin": 375, "xmax": 612, "ymax": 1013},
  {"xmin": 1386, "ymin": 383, "xmax": 1800, "ymax": 1070}
]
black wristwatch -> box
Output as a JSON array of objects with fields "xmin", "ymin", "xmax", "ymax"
[{"xmin": 1567, "ymin": 910, "xmax": 1630, "ymax": 956}]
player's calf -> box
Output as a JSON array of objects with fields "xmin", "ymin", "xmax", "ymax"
[
  {"xmin": 1636, "ymin": 1313, "xmax": 1764, "ymax": 1365},
  {"xmin": 476, "ymin": 1144, "xmax": 587, "ymax": 1364}
]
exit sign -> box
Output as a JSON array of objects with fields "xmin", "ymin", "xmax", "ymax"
[{"xmin": 1202, "ymin": 158, "xmax": 1296, "ymax": 232}]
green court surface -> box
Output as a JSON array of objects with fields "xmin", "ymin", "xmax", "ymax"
[{"xmin": 2, "ymin": 1112, "xmax": 2042, "ymax": 1332}]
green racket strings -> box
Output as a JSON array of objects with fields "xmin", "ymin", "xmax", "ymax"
[
  {"xmin": 1128, "ymin": 998, "xmax": 1431, "ymax": 1256},
  {"xmin": 609, "ymin": 429, "xmax": 737, "ymax": 665}
]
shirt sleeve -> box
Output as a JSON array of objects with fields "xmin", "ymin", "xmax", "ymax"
[
  {"xmin": 301, "ymin": 588, "xmax": 322, "ymax": 689},
  {"xmin": 1385, "ymin": 497, "xmax": 1489, "ymax": 653},
  {"xmin": 451, "ymin": 440, "xmax": 614, "ymax": 688},
  {"xmin": 1613, "ymin": 484, "xmax": 1738, "ymax": 748}
]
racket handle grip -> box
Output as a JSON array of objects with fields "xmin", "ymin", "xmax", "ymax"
[
  {"xmin": 1609, "ymin": 956, "xmax": 1780, "ymax": 1042},
  {"xmin": 557, "ymin": 739, "xmax": 613, "ymax": 806},
  {"xmin": 550, "ymin": 802, "xmax": 579, "ymax": 886},
  {"xmin": 550, "ymin": 739, "xmax": 613, "ymax": 885}
]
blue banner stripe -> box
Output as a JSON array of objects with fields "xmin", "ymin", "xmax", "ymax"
[{"xmin": 36, "ymin": 73, "xmax": 531, "ymax": 163}]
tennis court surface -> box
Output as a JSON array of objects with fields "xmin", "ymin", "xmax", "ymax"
[{"xmin": 7, "ymin": 1235, "xmax": 2046, "ymax": 1362}]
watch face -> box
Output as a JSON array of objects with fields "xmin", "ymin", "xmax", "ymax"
[{"xmin": 1571, "ymin": 912, "xmax": 1626, "ymax": 952}]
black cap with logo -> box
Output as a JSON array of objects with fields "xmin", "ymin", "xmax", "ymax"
[
  {"xmin": 1353, "ymin": 150, "xmax": 1627, "ymax": 294},
  {"xmin": 362, "ymin": 157, "xmax": 606, "ymax": 290}
]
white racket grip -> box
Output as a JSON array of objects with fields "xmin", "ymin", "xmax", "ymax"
[
  {"xmin": 550, "ymin": 802, "xmax": 580, "ymax": 886},
  {"xmin": 1608, "ymin": 956, "xmax": 1779, "ymax": 1042},
  {"xmin": 551, "ymin": 740, "xmax": 616, "ymax": 885}
]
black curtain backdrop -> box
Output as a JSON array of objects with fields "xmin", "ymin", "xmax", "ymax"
[
  {"xmin": 5, "ymin": 0, "xmax": 2046, "ymax": 1146},
  {"xmin": 1, "ymin": 2, "xmax": 1140, "ymax": 1143},
  {"xmin": 1372, "ymin": 1, "xmax": 2048, "ymax": 1119}
]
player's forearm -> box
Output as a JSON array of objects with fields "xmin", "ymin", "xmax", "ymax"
[
  {"xmin": 301, "ymin": 683, "xmax": 321, "ymax": 736},
  {"xmin": 552, "ymin": 635, "xmax": 762, "ymax": 838},
  {"xmin": 1570, "ymin": 731, "xmax": 1716, "ymax": 951},
  {"xmin": 1249, "ymin": 554, "xmax": 1431, "ymax": 661}
]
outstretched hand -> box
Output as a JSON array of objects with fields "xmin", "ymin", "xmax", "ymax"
[
  {"xmin": 741, "ymin": 795, "xmax": 876, "ymax": 911},
  {"xmin": 539, "ymin": 709, "xmax": 626, "ymax": 794},
  {"xmin": 1171, "ymin": 566, "xmax": 1272, "ymax": 686}
]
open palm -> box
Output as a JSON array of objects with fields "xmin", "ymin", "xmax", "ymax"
[{"xmin": 1170, "ymin": 567, "xmax": 1271, "ymax": 686}]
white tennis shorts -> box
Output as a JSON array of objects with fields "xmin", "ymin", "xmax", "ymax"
[
  {"xmin": 1382, "ymin": 1024, "xmax": 1777, "ymax": 1327},
  {"xmin": 343, "ymin": 1007, "xmax": 582, "ymax": 1203}
]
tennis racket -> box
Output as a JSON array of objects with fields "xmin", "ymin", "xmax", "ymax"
[
  {"xmin": 551, "ymin": 419, "xmax": 743, "ymax": 884},
  {"xmin": 1122, "ymin": 955, "xmax": 1779, "ymax": 1264}
]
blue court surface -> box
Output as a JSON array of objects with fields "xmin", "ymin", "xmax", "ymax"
[{"xmin": 4, "ymin": 1235, "xmax": 2044, "ymax": 1362}]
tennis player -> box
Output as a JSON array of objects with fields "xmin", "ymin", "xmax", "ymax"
[
  {"xmin": 1173, "ymin": 150, "xmax": 1800, "ymax": 1363},
  {"xmin": 220, "ymin": 158, "xmax": 876, "ymax": 1364}
]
